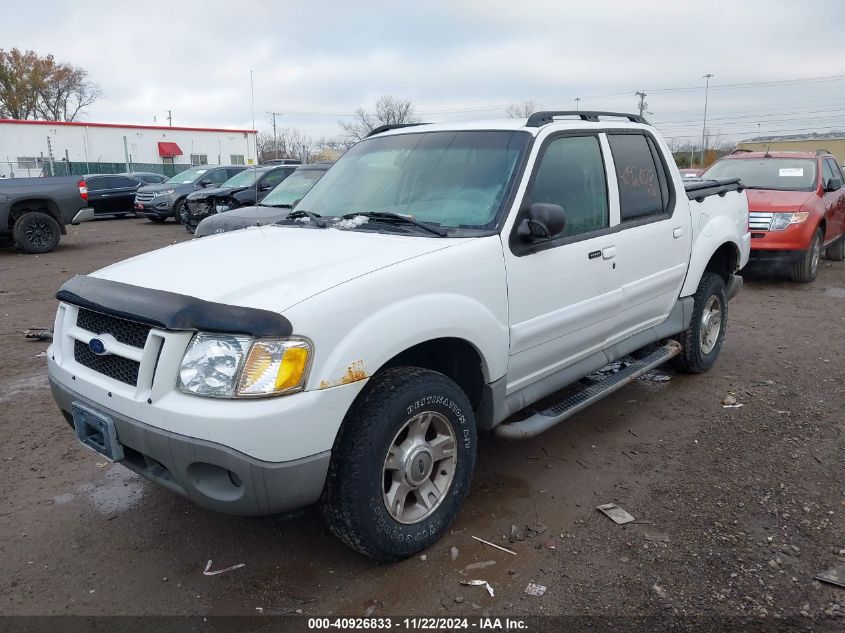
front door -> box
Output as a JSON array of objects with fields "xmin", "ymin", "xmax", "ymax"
[
  {"xmin": 822, "ymin": 158, "xmax": 845, "ymax": 242},
  {"xmin": 503, "ymin": 133, "xmax": 621, "ymax": 395}
]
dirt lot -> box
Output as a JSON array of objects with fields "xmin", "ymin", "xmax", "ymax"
[{"xmin": 1, "ymin": 218, "xmax": 843, "ymax": 627}]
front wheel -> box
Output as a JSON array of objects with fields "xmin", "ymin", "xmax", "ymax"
[
  {"xmin": 321, "ymin": 367, "xmax": 477, "ymax": 561},
  {"xmin": 673, "ymin": 272, "xmax": 728, "ymax": 374},
  {"xmin": 13, "ymin": 211, "xmax": 61, "ymax": 254},
  {"xmin": 790, "ymin": 228, "xmax": 822, "ymax": 282},
  {"xmin": 172, "ymin": 199, "xmax": 186, "ymax": 224}
]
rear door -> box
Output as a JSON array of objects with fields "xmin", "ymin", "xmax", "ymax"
[
  {"xmin": 85, "ymin": 177, "xmax": 112, "ymax": 215},
  {"xmin": 603, "ymin": 131, "xmax": 691, "ymax": 342},
  {"xmin": 503, "ymin": 133, "xmax": 621, "ymax": 394},
  {"xmin": 109, "ymin": 176, "xmax": 141, "ymax": 213}
]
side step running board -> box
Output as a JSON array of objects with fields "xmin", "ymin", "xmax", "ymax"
[{"xmin": 494, "ymin": 340, "xmax": 681, "ymax": 440}]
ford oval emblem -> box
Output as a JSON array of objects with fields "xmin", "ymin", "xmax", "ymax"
[{"xmin": 88, "ymin": 338, "xmax": 108, "ymax": 356}]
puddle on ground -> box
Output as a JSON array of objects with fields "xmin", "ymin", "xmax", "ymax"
[
  {"xmin": 54, "ymin": 465, "xmax": 146, "ymax": 515},
  {"xmin": 824, "ymin": 287, "xmax": 845, "ymax": 299}
]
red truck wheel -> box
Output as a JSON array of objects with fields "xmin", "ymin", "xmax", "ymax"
[{"xmin": 789, "ymin": 228, "xmax": 822, "ymax": 283}]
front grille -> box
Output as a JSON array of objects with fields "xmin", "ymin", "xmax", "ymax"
[
  {"xmin": 74, "ymin": 339, "xmax": 140, "ymax": 386},
  {"xmin": 749, "ymin": 212, "xmax": 774, "ymax": 231},
  {"xmin": 77, "ymin": 308, "xmax": 151, "ymax": 348},
  {"xmin": 135, "ymin": 191, "xmax": 156, "ymax": 203}
]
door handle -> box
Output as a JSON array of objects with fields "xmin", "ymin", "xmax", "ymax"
[
  {"xmin": 102, "ymin": 194, "xmax": 110, "ymax": 197},
  {"xmin": 602, "ymin": 246, "xmax": 616, "ymax": 260},
  {"xmin": 673, "ymin": 227, "xmax": 684, "ymax": 238}
]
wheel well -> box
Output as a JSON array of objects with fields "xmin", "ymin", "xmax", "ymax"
[
  {"xmin": 818, "ymin": 218, "xmax": 826, "ymax": 238},
  {"xmin": 704, "ymin": 242, "xmax": 739, "ymax": 283},
  {"xmin": 9, "ymin": 199, "xmax": 64, "ymax": 233},
  {"xmin": 381, "ymin": 338, "xmax": 485, "ymax": 410}
]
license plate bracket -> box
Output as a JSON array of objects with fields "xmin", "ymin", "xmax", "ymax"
[{"xmin": 72, "ymin": 402, "xmax": 124, "ymax": 462}]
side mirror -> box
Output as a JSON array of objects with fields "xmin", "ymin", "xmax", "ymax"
[
  {"xmin": 258, "ymin": 183, "xmax": 272, "ymax": 191},
  {"xmin": 824, "ymin": 178, "xmax": 842, "ymax": 192},
  {"xmin": 517, "ymin": 203, "xmax": 567, "ymax": 242}
]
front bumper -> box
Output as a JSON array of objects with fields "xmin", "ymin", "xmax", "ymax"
[
  {"xmin": 134, "ymin": 198, "xmax": 175, "ymax": 219},
  {"xmin": 50, "ymin": 376, "xmax": 331, "ymax": 516}
]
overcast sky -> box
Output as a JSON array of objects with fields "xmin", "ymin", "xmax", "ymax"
[{"xmin": 5, "ymin": 0, "xmax": 845, "ymax": 144}]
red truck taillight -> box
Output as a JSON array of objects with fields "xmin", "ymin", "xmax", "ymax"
[{"xmin": 78, "ymin": 181, "xmax": 88, "ymax": 201}]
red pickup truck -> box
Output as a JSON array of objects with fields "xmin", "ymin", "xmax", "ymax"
[{"xmin": 702, "ymin": 150, "xmax": 845, "ymax": 282}]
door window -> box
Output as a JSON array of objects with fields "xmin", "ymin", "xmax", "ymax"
[
  {"xmin": 823, "ymin": 159, "xmax": 843, "ymax": 189},
  {"xmin": 261, "ymin": 169, "xmax": 288, "ymax": 189},
  {"xmin": 111, "ymin": 176, "xmax": 140, "ymax": 189},
  {"xmin": 608, "ymin": 133, "xmax": 670, "ymax": 221},
  {"xmin": 85, "ymin": 177, "xmax": 109, "ymax": 191},
  {"xmin": 206, "ymin": 169, "xmax": 229, "ymax": 185},
  {"xmin": 526, "ymin": 135, "xmax": 609, "ymax": 239}
]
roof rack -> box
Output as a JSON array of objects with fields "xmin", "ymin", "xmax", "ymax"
[
  {"xmin": 525, "ymin": 111, "xmax": 648, "ymax": 127},
  {"xmin": 815, "ymin": 148, "xmax": 831, "ymax": 155},
  {"xmin": 366, "ymin": 123, "xmax": 429, "ymax": 137},
  {"xmin": 729, "ymin": 148, "xmax": 754, "ymax": 155}
]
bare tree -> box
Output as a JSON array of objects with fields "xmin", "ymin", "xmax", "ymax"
[
  {"xmin": 339, "ymin": 95, "xmax": 418, "ymax": 144},
  {"xmin": 505, "ymin": 100, "xmax": 538, "ymax": 119},
  {"xmin": 0, "ymin": 48, "xmax": 101, "ymax": 121}
]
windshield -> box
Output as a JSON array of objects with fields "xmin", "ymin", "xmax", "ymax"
[
  {"xmin": 261, "ymin": 169, "xmax": 327, "ymax": 206},
  {"xmin": 167, "ymin": 167, "xmax": 210, "ymax": 184},
  {"xmin": 703, "ymin": 158, "xmax": 818, "ymax": 191},
  {"xmin": 295, "ymin": 130, "xmax": 531, "ymax": 230},
  {"xmin": 221, "ymin": 169, "xmax": 262, "ymax": 188}
]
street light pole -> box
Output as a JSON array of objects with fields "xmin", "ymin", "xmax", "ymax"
[
  {"xmin": 575, "ymin": 97, "xmax": 580, "ymax": 112},
  {"xmin": 700, "ymin": 73, "xmax": 713, "ymax": 167}
]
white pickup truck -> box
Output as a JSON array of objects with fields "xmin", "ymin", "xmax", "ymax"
[{"xmin": 47, "ymin": 112, "xmax": 750, "ymax": 561}]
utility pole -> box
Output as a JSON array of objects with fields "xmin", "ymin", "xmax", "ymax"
[
  {"xmin": 166, "ymin": 110, "xmax": 172, "ymax": 127},
  {"xmin": 267, "ymin": 111, "xmax": 283, "ymax": 159},
  {"xmin": 635, "ymin": 91, "xmax": 648, "ymax": 117},
  {"xmin": 700, "ymin": 73, "xmax": 714, "ymax": 167},
  {"xmin": 46, "ymin": 136, "xmax": 55, "ymax": 177},
  {"xmin": 123, "ymin": 135, "xmax": 130, "ymax": 172},
  {"xmin": 574, "ymin": 97, "xmax": 580, "ymax": 112}
]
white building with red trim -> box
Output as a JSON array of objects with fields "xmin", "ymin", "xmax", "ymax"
[{"xmin": 0, "ymin": 118, "xmax": 258, "ymax": 177}]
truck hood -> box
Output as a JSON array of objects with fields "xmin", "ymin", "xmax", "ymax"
[
  {"xmin": 137, "ymin": 182, "xmax": 195, "ymax": 194},
  {"xmin": 92, "ymin": 226, "xmax": 466, "ymax": 314},
  {"xmin": 187, "ymin": 185, "xmax": 244, "ymax": 200},
  {"xmin": 745, "ymin": 189, "xmax": 816, "ymax": 212}
]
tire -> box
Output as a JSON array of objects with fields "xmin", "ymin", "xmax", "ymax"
[
  {"xmin": 172, "ymin": 199, "xmax": 186, "ymax": 224},
  {"xmin": 321, "ymin": 367, "xmax": 477, "ymax": 562},
  {"xmin": 824, "ymin": 237, "xmax": 845, "ymax": 262},
  {"xmin": 673, "ymin": 272, "xmax": 728, "ymax": 374},
  {"xmin": 12, "ymin": 211, "xmax": 61, "ymax": 254},
  {"xmin": 789, "ymin": 228, "xmax": 823, "ymax": 282}
]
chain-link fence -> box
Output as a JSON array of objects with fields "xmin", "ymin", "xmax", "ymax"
[{"xmin": 0, "ymin": 160, "xmax": 190, "ymax": 179}]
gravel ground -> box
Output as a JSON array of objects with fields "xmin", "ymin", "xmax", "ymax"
[{"xmin": 0, "ymin": 218, "xmax": 843, "ymax": 630}]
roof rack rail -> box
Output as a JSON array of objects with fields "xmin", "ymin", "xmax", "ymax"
[
  {"xmin": 815, "ymin": 148, "xmax": 831, "ymax": 155},
  {"xmin": 729, "ymin": 148, "xmax": 754, "ymax": 154},
  {"xmin": 525, "ymin": 111, "xmax": 648, "ymax": 127},
  {"xmin": 366, "ymin": 122, "xmax": 429, "ymax": 137}
]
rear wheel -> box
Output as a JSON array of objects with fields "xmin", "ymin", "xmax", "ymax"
[
  {"xmin": 824, "ymin": 237, "xmax": 845, "ymax": 262},
  {"xmin": 321, "ymin": 367, "xmax": 477, "ymax": 561},
  {"xmin": 673, "ymin": 272, "xmax": 728, "ymax": 374},
  {"xmin": 790, "ymin": 228, "xmax": 822, "ymax": 282},
  {"xmin": 13, "ymin": 211, "xmax": 61, "ymax": 254}
]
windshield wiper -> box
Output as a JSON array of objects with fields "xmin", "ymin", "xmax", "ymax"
[
  {"xmin": 286, "ymin": 209, "xmax": 327, "ymax": 228},
  {"xmin": 340, "ymin": 212, "xmax": 447, "ymax": 236}
]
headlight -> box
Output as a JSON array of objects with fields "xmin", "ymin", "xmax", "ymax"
[
  {"xmin": 769, "ymin": 211, "xmax": 809, "ymax": 231},
  {"xmin": 177, "ymin": 333, "xmax": 311, "ymax": 398},
  {"xmin": 155, "ymin": 189, "xmax": 175, "ymax": 197}
]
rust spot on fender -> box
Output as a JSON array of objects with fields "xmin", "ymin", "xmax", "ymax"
[
  {"xmin": 318, "ymin": 361, "xmax": 368, "ymax": 389},
  {"xmin": 342, "ymin": 360, "xmax": 367, "ymax": 384}
]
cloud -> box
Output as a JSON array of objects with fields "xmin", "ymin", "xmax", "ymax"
[{"xmin": 4, "ymin": 0, "xmax": 844, "ymax": 141}]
